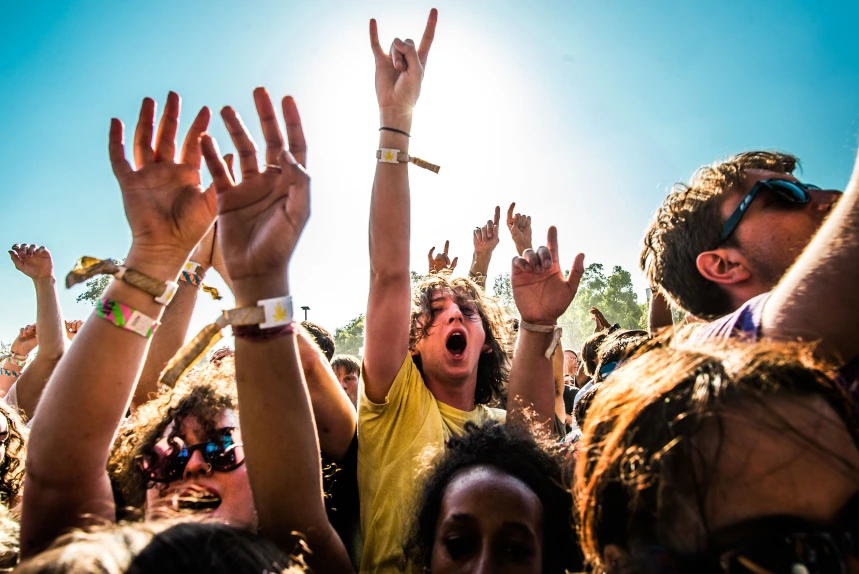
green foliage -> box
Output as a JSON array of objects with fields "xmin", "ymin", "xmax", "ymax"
[
  {"xmin": 492, "ymin": 272, "xmax": 518, "ymax": 318},
  {"xmin": 76, "ymin": 275, "xmax": 112, "ymax": 305},
  {"xmin": 334, "ymin": 314, "xmax": 366, "ymax": 357}
]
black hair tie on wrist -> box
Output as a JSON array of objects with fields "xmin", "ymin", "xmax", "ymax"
[{"xmin": 379, "ymin": 126, "xmax": 411, "ymax": 137}]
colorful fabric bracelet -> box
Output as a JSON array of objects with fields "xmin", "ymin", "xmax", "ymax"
[
  {"xmin": 96, "ymin": 298, "xmax": 158, "ymax": 339},
  {"xmin": 178, "ymin": 261, "xmax": 222, "ymax": 300},
  {"xmin": 2, "ymin": 354, "xmax": 27, "ymax": 368},
  {"xmin": 66, "ymin": 257, "xmax": 179, "ymax": 305},
  {"xmin": 159, "ymin": 295, "xmax": 294, "ymax": 388},
  {"xmin": 0, "ymin": 368, "xmax": 20, "ymax": 378}
]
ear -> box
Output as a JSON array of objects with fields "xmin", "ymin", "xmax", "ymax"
[
  {"xmin": 696, "ymin": 249, "xmax": 751, "ymax": 286},
  {"xmin": 602, "ymin": 544, "xmax": 631, "ymax": 574},
  {"xmin": 482, "ymin": 343, "xmax": 493, "ymax": 354},
  {"xmin": 410, "ymin": 347, "xmax": 421, "ymax": 357}
]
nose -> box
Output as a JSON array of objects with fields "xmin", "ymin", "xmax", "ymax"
[
  {"xmin": 182, "ymin": 449, "xmax": 212, "ymax": 480},
  {"xmin": 810, "ymin": 188, "xmax": 841, "ymax": 213},
  {"xmin": 447, "ymin": 305, "xmax": 464, "ymax": 323}
]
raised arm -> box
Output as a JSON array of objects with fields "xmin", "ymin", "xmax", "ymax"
[
  {"xmin": 763, "ymin": 150, "xmax": 859, "ymax": 362},
  {"xmin": 8, "ymin": 245, "xmax": 66, "ymax": 420},
  {"xmin": 0, "ymin": 325, "xmax": 37, "ymax": 397},
  {"xmin": 506, "ymin": 202, "xmax": 534, "ymax": 256},
  {"xmin": 469, "ymin": 206, "xmax": 500, "ymax": 289},
  {"xmin": 201, "ymin": 88, "xmax": 352, "ymax": 572},
  {"xmin": 508, "ymin": 227, "xmax": 584, "ymax": 429},
  {"xmin": 364, "ymin": 9, "xmax": 438, "ymax": 403},
  {"xmin": 428, "ymin": 240, "xmax": 458, "ymax": 275},
  {"xmin": 21, "ymin": 93, "xmax": 216, "ymax": 556}
]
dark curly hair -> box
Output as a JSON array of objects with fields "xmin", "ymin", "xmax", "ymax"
[
  {"xmin": 405, "ymin": 421, "xmax": 582, "ymax": 573},
  {"xmin": 301, "ymin": 321, "xmax": 335, "ymax": 362},
  {"xmin": 410, "ymin": 275, "xmax": 510, "ymax": 405},
  {"xmin": 109, "ymin": 358, "xmax": 239, "ymax": 511},
  {"xmin": 0, "ymin": 401, "xmax": 27, "ymax": 507}
]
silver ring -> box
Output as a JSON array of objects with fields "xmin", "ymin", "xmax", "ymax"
[{"xmin": 264, "ymin": 163, "xmax": 282, "ymax": 173}]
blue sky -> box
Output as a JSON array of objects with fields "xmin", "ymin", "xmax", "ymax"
[{"xmin": 1, "ymin": 0, "xmax": 858, "ymax": 345}]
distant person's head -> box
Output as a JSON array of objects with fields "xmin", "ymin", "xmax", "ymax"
[
  {"xmin": 16, "ymin": 520, "xmax": 305, "ymax": 574},
  {"xmin": 408, "ymin": 421, "xmax": 579, "ymax": 573},
  {"xmin": 331, "ymin": 354, "xmax": 361, "ymax": 407},
  {"xmin": 410, "ymin": 275, "xmax": 510, "ymax": 405},
  {"xmin": 580, "ymin": 330, "xmax": 610, "ymax": 379},
  {"xmin": 563, "ymin": 349, "xmax": 579, "ymax": 386},
  {"xmin": 302, "ymin": 321, "xmax": 335, "ymax": 361},
  {"xmin": 594, "ymin": 329, "xmax": 649, "ymax": 382},
  {"xmin": 576, "ymin": 341, "xmax": 859, "ymax": 574},
  {"xmin": 111, "ymin": 357, "xmax": 255, "ymax": 530},
  {"xmin": 641, "ymin": 151, "xmax": 840, "ymax": 318}
]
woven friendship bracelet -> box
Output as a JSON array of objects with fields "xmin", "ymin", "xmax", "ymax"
[
  {"xmin": 0, "ymin": 368, "xmax": 20, "ymax": 378},
  {"xmin": 1, "ymin": 354, "xmax": 26, "ymax": 368},
  {"xmin": 376, "ymin": 148, "xmax": 440, "ymax": 174},
  {"xmin": 66, "ymin": 257, "xmax": 178, "ymax": 305},
  {"xmin": 178, "ymin": 261, "xmax": 222, "ymax": 300},
  {"xmin": 519, "ymin": 320, "xmax": 563, "ymax": 359},
  {"xmin": 158, "ymin": 295, "xmax": 295, "ymax": 388},
  {"xmin": 97, "ymin": 298, "xmax": 159, "ymax": 339}
]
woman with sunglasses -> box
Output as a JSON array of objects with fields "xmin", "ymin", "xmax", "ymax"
[{"xmin": 576, "ymin": 340, "xmax": 859, "ymax": 574}]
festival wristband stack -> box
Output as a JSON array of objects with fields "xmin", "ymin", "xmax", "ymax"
[
  {"xmin": 376, "ymin": 149, "xmax": 440, "ymax": 174},
  {"xmin": 519, "ymin": 320, "xmax": 563, "ymax": 359},
  {"xmin": 158, "ymin": 295, "xmax": 295, "ymax": 388},
  {"xmin": 96, "ymin": 298, "xmax": 159, "ymax": 339},
  {"xmin": 65, "ymin": 256, "xmax": 179, "ymax": 305},
  {"xmin": 179, "ymin": 261, "xmax": 222, "ymax": 300}
]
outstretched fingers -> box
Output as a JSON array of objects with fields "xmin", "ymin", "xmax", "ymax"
[
  {"xmin": 109, "ymin": 118, "xmax": 133, "ymax": 179},
  {"xmin": 201, "ymin": 135, "xmax": 235, "ymax": 195},
  {"xmin": 221, "ymin": 106, "xmax": 260, "ymax": 180},
  {"xmin": 154, "ymin": 91, "xmax": 181, "ymax": 162},
  {"xmin": 280, "ymin": 149, "xmax": 311, "ymax": 223},
  {"xmin": 546, "ymin": 226, "xmax": 560, "ymax": 266},
  {"xmin": 566, "ymin": 253, "xmax": 586, "ymax": 292},
  {"xmin": 369, "ymin": 18, "xmax": 385, "ymax": 60},
  {"xmin": 180, "ymin": 106, "xmax": 212, "ymax": 169},
  {"xmin": 133, "ymin": 97, "xmax": 156, "ymax": 169},
  {"xmin": 417, "ymin": 8, "xmax": 438, "ymax": 66},
  {"xmin": 282, "ymin": 96, "xmax": 307, "ymax": 168},
  {"xmin": 254, "ymin": 88, "xmax": 285, "ymax": 168}
]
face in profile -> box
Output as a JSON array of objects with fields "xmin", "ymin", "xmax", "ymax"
[
  {"xmin": 431, "ymin": 465, "xmax": 543, "ymax": 573},
  {"xmin": 412, "ymin": 289, "xmax": 489, "ymax": 387},
  {"xmin": 335, "ymin": 365, "xmax": 360, "ymax": 406},
  {"xmin": 143, "ymin": 409, "xmax": 256, "ymax": 530}
]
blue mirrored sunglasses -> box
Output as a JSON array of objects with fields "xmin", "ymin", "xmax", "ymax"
[{"xmin": 719, "ymin": 179, "xmax": 820, "ymax": 243}]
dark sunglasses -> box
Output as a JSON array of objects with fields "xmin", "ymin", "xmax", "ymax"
[
  {"xmin": 138, "ymin": 427, "xmax": 245, "ymax": 484},
  {"xmin": 719, "ymin": 179, "xmax": 821, "ymax": 243},
  {"xmin": 646, "ymin": 492, "xmax": 859, "ymax": 574}
]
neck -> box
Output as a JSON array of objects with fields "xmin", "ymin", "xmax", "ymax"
[{"xmin": 423, "ymin": 371, "xmax": 478, "ymax": 411}]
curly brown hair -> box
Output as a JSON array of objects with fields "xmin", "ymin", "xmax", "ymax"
[
  {"xmin": 575, "ymin": 340, "xmax": 858, "ymax": 571},
  {"xmin": 0, "ymin": 402, "xmax": 27, "ymax": 507},
  {"xmin": 409, "ymin": 275, "xmax": 511, "ymax": 405},
  {"xmin": 109, "ymin": 358, "xmax": 239, "ymax": 511},
  {"xmin": 640, "ymin": 151, "xmax": 799, "ymax": 319}
]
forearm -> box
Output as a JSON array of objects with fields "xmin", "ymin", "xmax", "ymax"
[
  {"xmin": 469, "ymin": 253, "xmax": 491, "ymax": 289},
  {"xmin": 16, "ymin": 277, "xmax": 66, "ymax": 418},
  {"xmin": 507, "ymin": 330, "xmax": 556, "ymax": 429},
  {"xmin": 233, "ymin": 283, "xmax": 351, "ymax": 571},
  {"xmin": 648, "ymin": 288, "xmax": 674, "ymax": 335},
  {"xmin": 22, "ymin": 254, "xmax": 181, "ymax": 553},
  {"xmin": 297, "ymin": 332, "xmax": 357, "ymax": 462},
  {"xmin": 763, "ymin": 174, "xmax": 859, "ymax": 360},
  {"xmin": 0, "ymin": 361, "xmax": 20, "ymax": 396},
  {"xmin": 134, "ymin": 283, "xmax": 198, "ymax": 408}
]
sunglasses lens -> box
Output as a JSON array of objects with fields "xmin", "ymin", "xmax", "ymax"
[
  {"xmin": 207, "ymin": 430, "xmax": 244, "ymax": 472},
  {"xmin": 141, "ymin": 440, "xmax": 187, "ymax": 483},
  {"xmin": 768, "ymin": 181, "xmax": 811, "ymax": 203},
  {"xmin": 725, "ymin": 535, "xmax": 842, "ymax": 574}
]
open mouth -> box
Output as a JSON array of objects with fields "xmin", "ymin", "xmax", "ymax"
[
  {"xmin": 173, "ymin": 487, "xmax": 222, "ymax": 512},
  {"xmin": 446, "ymin": 332, "xmax": 467, "ymax": 356}
]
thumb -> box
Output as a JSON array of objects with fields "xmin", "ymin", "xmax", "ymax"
[
  {"xmin": 450, "ymin": 257, "xmax": 458, "ymax": 271},
  {"xmin": 566, "ymin": 253, "xmax": 586, "ymax": 291}
]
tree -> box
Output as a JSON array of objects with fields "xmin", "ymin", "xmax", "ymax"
[
  {"xmin": 334, "ymin": 314, "xmax": 365, "ymax": 357},
  {"xmin": 74, "ymin": 258, "xmax": 122, "ymax": 305},
  {"xmin": 492, "ymin": 272, "xmax": 517, "ymax": 317}
]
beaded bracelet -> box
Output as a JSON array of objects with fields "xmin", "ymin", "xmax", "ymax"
[{"xmin": 97, "ymin": 298, "xmax": 159, "ymax": 339}]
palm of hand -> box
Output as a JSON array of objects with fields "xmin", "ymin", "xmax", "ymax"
[
  {"xmin": 512, "ymin": 266, "xmax": 574, "ymax": 323},
  {"xmin": 16, "ymin": 253, "xmax": 52, "ymax": 279},
  {"xmin": 119, "ymin": 163, "xmax": 215, "ymax": 253},
  {"xmin": 217, "ymin": 174, "xmax": 308, "ymax": 283}
]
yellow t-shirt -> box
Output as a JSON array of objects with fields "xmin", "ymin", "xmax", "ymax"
[{"xmin": 357, "ymin": 355, "xmax": 505, "ymax": 572}]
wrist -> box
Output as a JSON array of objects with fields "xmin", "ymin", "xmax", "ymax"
[
  {"xmin": 515, "ymin": 242, "xmax": 534, "ymax": 257},
  {"xmin": 379, "ymin": 107, "xmax": 413, "ymax": 132},
  {"xmin": 32, "ymin": 275, "xmax": 57, "ymax": 288},
  {"xmin": 231, "ymin": 274, "xmax": 290, "ymax": 308},
  {"xmin": 125, "ymin": 247, "xmax": 188, "ymax": 283},
  {"xmin": 8, "ymin": 347, "xmax": 30, "ymax": 357}
]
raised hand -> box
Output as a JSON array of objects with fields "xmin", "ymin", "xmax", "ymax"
[
  {"xmin": 428, "ymin": 241, "xmax": 458, "ymax": 275},
  {"xmin": 201, "ymin": 89, "xmax": 310, "ymax": 304},
  {"xmin": 473, "ymin": 206, "xmax": 501, "ymax": 257},
  {"xmin": 64, "ymin": 320, "xmax": 83, "ymax": 341},
  {"xmin": 109, "ymin": 92, "xmax": 217, "ymax": 271},
  {"xmin": 370, "ymin": 9, "xmax": 438, "ymax": 126},
  {"xmin": 590, "ymin": 307, "xmax": 612, "ymax": 332},
  {"xmin": 11, "ymin": 324, "xmax": 38, "ymax": 356},
  {"xmin": 506, "ymin": 202, "xmax": 533, "ymax": 256},
  {"xmin": 511, "ymin": 227, "xmax": 585, "ymax": 325},
  {"xmin": 9, "ymin": 244, "xmax": 54, "ymax": 280}
]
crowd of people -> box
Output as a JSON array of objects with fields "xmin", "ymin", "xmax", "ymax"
[{"xmin": 2, "ymin": 8, "xmax": 859, "ymax": 573}]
